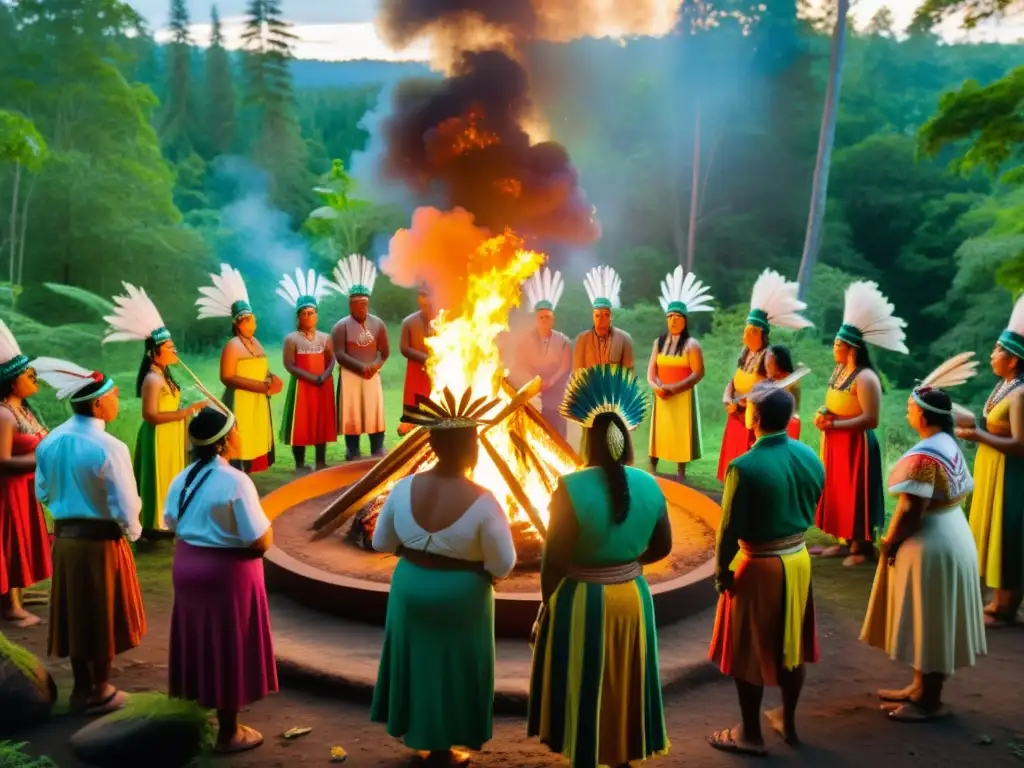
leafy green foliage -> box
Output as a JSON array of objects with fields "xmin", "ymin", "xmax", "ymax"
[
  {"xmin": 0, "ymin": 112, "xmax": 47, "ymax": 171},
  {"xmin": 0, "ymin": 742, "xmax": 56, "ymax": 768},
  {"xmin": 913, "ymin": 0, "xmax": 1017, "ymax": 30}
]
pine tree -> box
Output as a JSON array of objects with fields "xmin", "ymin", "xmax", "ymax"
[
  {"xmin": 204, "ymin": 5, "xmax": 237, "ymax": 157},
  {"xmin": 160, "ymin": 0, "xmax": 194, "ymax": 161},
  {"xmin": 241, "ymin": 0, "xmax": 311, "ymax": 224}
]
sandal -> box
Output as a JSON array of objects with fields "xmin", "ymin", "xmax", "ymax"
[
  {"xmin": 214, "ymin": 725, "xmax": 264, "ymax": 755},
  {"xmin": 84, "ymin": 688, "xmax": 127, "ymax": 716},
  {"xmin": 885, "ymin": 703, "xmax": 948, "ymax": 722},
  {"xmin": 707, "ymin": 727, "xmax": 767, "ymax": 756}
]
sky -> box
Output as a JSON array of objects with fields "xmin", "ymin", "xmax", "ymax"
[{"xmin": 140, "ymin": 0, "xmax": 1020, "ymax": 60}]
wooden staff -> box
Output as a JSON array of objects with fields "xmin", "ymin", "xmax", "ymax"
[
  {"xmin": 176, "ymin": 358, "xmax": 230, "ymax": 414},
  {"xmin": 509, "ymin": 431, "xmax": 556, "ymax": 496},
  {"xmin": 480, "ymin": 432, "xmax": 547, "ymax": 538}
]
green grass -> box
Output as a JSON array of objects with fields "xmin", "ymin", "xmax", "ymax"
[{"xmin": 0, "ymin": 743, "xmax": 56, "ymax": 768}]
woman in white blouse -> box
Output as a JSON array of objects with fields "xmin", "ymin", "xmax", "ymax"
[
  {"xmin": 163, "ymin": 407, "xmax": 278, "ymax": 755},
  {"xmin": 370, "ymin": 389, "xmax": 516, "ymax": 768}
]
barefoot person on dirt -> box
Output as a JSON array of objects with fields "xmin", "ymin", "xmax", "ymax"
[
  {"xmin": 861, "ymin": 367, "xmax": 986, "ymax": 722},
  {"xmin": 708, "ymin": 383, "xmax": 824, "ymax": 756},
  {"xmin": 34, "ymin": 360, "xmax": 146, "ymax": 716},
  {"xmin": 331, "ymin": 254, "xmax": 390, "ymax": 461},
  {"xmin": 164, "ymin": 407, "xmax": 278, "ymax": 755}
]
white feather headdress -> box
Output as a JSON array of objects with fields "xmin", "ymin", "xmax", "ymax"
[
  {"xmin": 0, "ymin": 320, "xmax": 24, "ymax": 367},
  {"xmin": 32, "ymin": 357, "xmax": 109, "ymax": 402},
  {"xmin": 584, "ymin": 266, "xmax": 621, "ymax": 309},
  {"xmin": 918, "ymin": 352, "xmax": 978, "ymax": 390},
  {"xmin": 277, "ymin": 268, "xmax": 331, "ymax": 310},
  {"xmin": 748, "ymin": 269, "xmax": 812, "ymax": 331},
  {"xmin": 524, "ymin": 267, "xmax": 564, "ymax": 312},
  {"xmin": 1008, "ymin": 294, "xmax": 1024, "ymax": 336},
  {"xmin": 838, "ymin": 281, "xmax": 908, "ymax": 354},
  {"xmin": 659, "ymin": 267, "xmax": 714, "ymax": 315},
  {"xmin": 332, "ymin": 254, "xmax": 377, "ymax": 297},
  {"xmin": 196, "ymin": 264, "xmax": 252, "ymax": 321},
  {"xmin": 103, "ymin": 283, "xmax": 170, "ymax": 344}
]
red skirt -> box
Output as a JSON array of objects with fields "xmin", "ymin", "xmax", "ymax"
[
  {"xmin": 787, "ymin": 416, "xmax": 801, "ymax": 441},
  {"xmin": 283, "ymin": 353, "xmax": 337, "ymax": 447},
  {"xmin": 169, "ymin": 541, "xmax": 278, "ymax": 710},
  {"xmin": 402, "ymin": 360, "xmax": 431, "ymax": 407},
  {"xmin": 816, "ymin": 428, "xmax": 885, "ymax": 542},
  {"xmin": 0, "ymin": 470, "xmax": 51, "ymax": 594},
  {"xmin": 717, "ymin": 410, "xmax": 756, "ymax": 482}
]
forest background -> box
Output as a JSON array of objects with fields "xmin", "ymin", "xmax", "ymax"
[{"xmin": 0, "ymin": 0, "xmax": 1022, "ymax": 490}]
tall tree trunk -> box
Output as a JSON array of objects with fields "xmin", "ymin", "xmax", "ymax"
[
  {"xmin": 796, "ymin": 0, "xmax": 850, "ymax": 300},
  {"xmin": 16, "ymin": 176, "xmax": 36, "ymax": 290},
  {"xmin": 8, "ymin": 162, "xmax": 21, "ymax": 305},
  {"xmin": 686, "ymin": 102, "xmax": 701, "ymax": 272}
]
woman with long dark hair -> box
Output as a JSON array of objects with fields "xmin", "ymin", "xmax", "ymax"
[
  {"xmin": 0, "ymin": 321, "xmax": 49, "ymax": 627},
  {"xmin": 103, "ymin": 284, "xmax": 206, "ymax": 538},
  {"xmin": 528, "ymin": 365, "xmax": 672, "ymax": 768},
  {"xmin": 815, "ymin": 282, "xmax": 907, "ymax": 567},
  {"xmin": 647, "ymin": 267, "xmax": 712, "ymax": 482},
  {"xmin": 861, "ymin": 361, "xmax": 986, "ymax": 721},
  {"xmin": 765, "ymin": 344, "xmax": 805, "ymax": 440},
  {"xmin": 163, "ymin": 406, "xmax": 277, "ymax": 754},
  {"xmin": 370, "ymin": 389, "xmax": 515, "ymax": 767}
]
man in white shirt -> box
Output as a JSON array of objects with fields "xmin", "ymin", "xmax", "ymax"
[{"xmin": 34, "ymin": 362, "xmax": 146, "ymax": 716}]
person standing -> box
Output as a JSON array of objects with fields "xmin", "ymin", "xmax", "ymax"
[
  {"xmin": 103, "ymin": 283, "xmax": 205, "ymax": 539},
  {"xmin": 815, "ymin": 281, "xmax": 908, "ymax": 567},
  {"xmin": 331, "ymin": 254, "xmax": 390, "ymax": 461},
  {"xmin": 371, "ymin": 388, "xmax": 515, "ymax": 767},
  {"xmin": 570, "ymin": 266, "xmax": 634, "ymax": 455},
  {"xmin": 708, "ymin": 384, "xmax": 825, "ymax": 755},
  {"xmin": 764, "ymin": 344, "xmax": 805, "ymax": 440},
  {"xmin": 197, "ymin": 264, "xmax": 282, "ymax": 474},
  {"xmin": 277, "ymin": 269, "xmax": 337, "ymax": 471},
  {"xmin": 516, "ymin": 267, "xmax": 572, "ymax": 438},
  {"xmin": 957, "ymin": 294, "xmax": 1024, "ymax": 626},
  {"xmin": 862, "ymin": 357, "xmax": 986, "ymax": 721},
  {"xmin": 0, "ymin": 322, "xmax": 50, "ymax": 628},
  {"xmin": 648, "ymin": 266, "xmax": 713, "ymax": 482},
  {"xmin": 164, "ymin": 407, "xmax": 278, "ymax": 754},
  {"xmin": 718, "ymin": 269, "xmax": 812, "ymax": 482},
  {"xmin": 397, "ymin": 285, "xmax": 434, "ymax": 438},
  {"xmin": 528, "ymin": 365, "xmax": 671, "ymax": 768},
  {"xmin": 33, "ymin": 359, "xmax": 146, "ymax": 715}
]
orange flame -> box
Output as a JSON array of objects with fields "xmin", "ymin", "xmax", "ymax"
[{"xmin": 428, "ymin": 105, "xmax": 499, "ymax": 163}]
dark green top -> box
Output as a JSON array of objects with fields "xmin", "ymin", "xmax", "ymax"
[
  {"xmin": 716, "ymin": 431, "xmax": 825, "ymax": 590},
  {"xmin": 554, "ymin": 466, "xmax": 667, "ymax": 566}
]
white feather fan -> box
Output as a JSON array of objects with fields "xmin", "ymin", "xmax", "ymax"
[
  {"xmin": 524, "ymin": 267, "xmax": 564, "ymax": 311},
  {"xmin": 659, "ymin": 267, "xmax": 714, "ymax": 314},
  {"xmin": 332, "ymin": 254, "xmax": 377, "ymax": 296},
  {"xmin": 584, "ymin": 266, "xmax": 621, "ymax": 308},
  {"xmin": 196, "ymin": 264, "xmax": 251, "ymax": 320},
  {"xmin": 103, "ymin": 283, "xmax": 167, "ymax": 344},
  {"xmin": 842, "ymin": 281, "xmax": 908, "ymax": 354},
  {"xmin": 31, "ymin": 357, "xmax": 103, "ymax": 401},
  {"xmin": 749, "ymin": 269, "xmax": 812, "ymax": 330}
]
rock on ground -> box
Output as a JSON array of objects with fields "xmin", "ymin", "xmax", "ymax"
[
  {"xmin": 0, "ymin": 639, "xmax": 57, "ymax": 735},
  {"xmin": 69, "ymin": 712, "xmax": 205, "ymax": 768}
]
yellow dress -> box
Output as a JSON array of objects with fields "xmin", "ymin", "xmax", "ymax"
[
  {"xmin": 716, "ymin": 361, "xmax": 765, "ymax": 482},
  {"xmin": 969, "ymin": 393, "xmax": 1024, "ymax": 590},
  {"xmin": 134, "ymin": 385, "xmax": 186, "ymax": 531},
  {"xmin": 649, "ymin": 348, "xmax": 702, "ymax": 463},
  {"xmin": 227, "ymin": 356, "xmax": 274, "ymax": 464}
]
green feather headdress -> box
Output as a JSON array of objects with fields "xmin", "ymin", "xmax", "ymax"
[
  {"xmin": 560, "ymin": 365, "xmax": 647, "ymax": 461},
  {"xmin": 401, "ymin": 387, "xmax": 500, "ymax": 430}
]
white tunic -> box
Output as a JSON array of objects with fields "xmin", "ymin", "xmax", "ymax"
[
  {"xmin": 163, "ymin": 457, "xmax": 271, "ymax": 549},
  {"xmin": 35, "ymin": 415, "xmax": 143, "ymax": 541},
  {"xmin": 371, "ymin": 476, "xmax": 517, "ymax": 579}
]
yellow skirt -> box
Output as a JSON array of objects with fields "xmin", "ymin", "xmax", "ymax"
[
  {"xmin": 649, "ymin": 387, "xmax": 701, "ymax": 464},
  {"xmin": 227, "ymin": 356, "xmax": 274, "ymax": 462}
]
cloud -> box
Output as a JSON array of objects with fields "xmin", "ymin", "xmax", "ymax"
[{"xmin": 131, "ymin": 0, "xmax": 378, "ymax": 27}]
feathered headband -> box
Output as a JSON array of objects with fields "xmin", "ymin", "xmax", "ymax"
[
  {"xmin": 277, "ymin": 268, "xmax": 331, "ymax": 312},
  {"xmin": 103, "ymin": 283, "xmax": 172, "ymax": 346},
  {"xmin": 747, "ymin": 269, "xmax": 812, "ymax": 331},
  {"xmin": 32, "ymin": 357, "xmax": 114, "ymax": 403},
  {"xmin": 911, "ymin": 352, "xmax": 978, "ymax": 415},
  {"xmin": 332, "ymin": 253, "xmax": 377, "ymax": 298},
  {"xmin": 197, "ymin": 264, "xmax": 252, "ymax": 322},
  {"xmin": 560, "ymin": 364, "xmax": 647, "ymax": 461},
  {"xmin": 0, "ymin": 320, "xmax": 29, "ymax": 383},
  {"xmin": 997, "ymin": 293, "xmax": 1024, "ymax": 359},
  {"xmin": 524, "ymin": 267, "xmax": 564, "ymax": 313},
  {"xmin": 836, "ymin": 281, "xmax": 908, "ymax": 354},
  {"xmin": 401, "ymin": 387, "xmax": 500, "ymax": 431},
  {"xmin": 659, "ymin": 267, "xmax": 714, "ymax": 317},
  {"xmin": 584, "ymin": 266, "xmax": 621, "ymax": 310}
]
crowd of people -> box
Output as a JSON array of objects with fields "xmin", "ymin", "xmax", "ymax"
[{"xmin": 0, "ymin": 255, "xmax": 1020, "ymax": 766}]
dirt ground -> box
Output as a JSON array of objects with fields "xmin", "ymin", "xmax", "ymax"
[{"xmin": 5, "ymin": 548, "xmax": 1024, "ymax": 767}]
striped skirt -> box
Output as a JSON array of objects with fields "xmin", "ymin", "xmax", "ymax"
[
  {"xmin": 709, "ymin": 536, "xmax": 819, "ymax": 686},
  {"xmin": 527, "ymin": 576, "xmax": 668, "ymax": 768}
]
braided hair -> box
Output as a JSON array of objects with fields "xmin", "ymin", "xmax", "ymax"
[{"xmin": 586, "ymin": 411, "xmax": 633, "ymax": 524}]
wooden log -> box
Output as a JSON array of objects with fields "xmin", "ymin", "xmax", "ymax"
[
  {"xmin": 509, "ymin": 431, "xmax": 555, "ymax": 496},
  {"xmin": 479, "ymin": 433, "xmax": 547, "ymax": 538},
  {"xmin": 311, "ymin": 429, "xmax": 430, "ymax": 532},
  {"xmin": 482, "ymin": 376, "xmax": 542, "ymax": 434},
  {"xmin": 501, "ymin": 378, "xmax": 580, "ymax": 465}
]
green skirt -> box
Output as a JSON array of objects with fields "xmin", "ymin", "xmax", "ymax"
[{"xmin": 371, "ymin": 559, "xmax": 496, "ymax": 751}]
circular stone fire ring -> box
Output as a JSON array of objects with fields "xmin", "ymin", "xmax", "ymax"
[{"xmin": 263, "ymin": 459, "xmax": 722, "ymax": 639}]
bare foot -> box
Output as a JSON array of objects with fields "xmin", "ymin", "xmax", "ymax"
[
  {"xmin": 3, "ymin": 610, "xmax": 41, "ymax": 628},
  {"xmin": 764, "ymin": 707, "xmax": 799, "ymax": 746},
  {"xmin": 813, "ymin": 545, "xmax": 845, "ymax": 558},
  {"xmin": 215, "ymin": 724, "xmax": 264, "ymax": 754},
  {"xmin": 842, "ymin": 554, "xmax": 867, "ymax": 567},
  {"xmin": 878, "ymin": 683, "xmax": 919, "ymax": 702}
]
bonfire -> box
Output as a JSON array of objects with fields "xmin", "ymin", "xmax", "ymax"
[{"xmin": 312, "ymin": 232, "xmax": 579, "ymax": 564}]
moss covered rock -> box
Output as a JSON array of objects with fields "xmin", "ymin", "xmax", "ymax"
[
  {"xmin": 0, "ymin": 633, "xmax": 57, "ymax": 736},
  {"xmin": 69, "ymin": 694, "xmax": 213, "ymax": 768}
]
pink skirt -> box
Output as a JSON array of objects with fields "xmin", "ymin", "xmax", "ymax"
[{"xmin": 169, "ymin": 540, "xmax": 278, "ymax": 710}]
